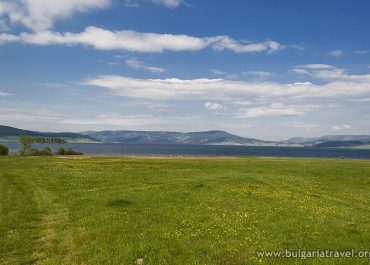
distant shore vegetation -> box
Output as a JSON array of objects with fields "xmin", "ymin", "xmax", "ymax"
[
  {"xmin": 1, "ymin": 135, "xmax": 86, "ymax": 156},
  {"xmin": 0, "ymin": 143, "xmax": 9, "ymax": 156}
]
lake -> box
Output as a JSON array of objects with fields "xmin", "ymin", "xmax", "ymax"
[{"xmin": 2, "ymin": 142, "xmax": 370, "ymax": 159}]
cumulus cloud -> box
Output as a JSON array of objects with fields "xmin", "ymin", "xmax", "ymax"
[
  {"xmin": 204, "ymin": 102, "xmax": 224, "ymax": 111},
  {"xmin": 0, "ymin": 26, "xmax": 284, "ymax": 54},
  {"xmin": 0, "ymin": 0, "xmax": 111, "ymax": 32},
  {"xmin": 125, "ymin": 58, "xmax": 165, "ymax": 73},
  {"xmin": 326, "ymin": 49, "xmax": 344, "ymax": 57}
]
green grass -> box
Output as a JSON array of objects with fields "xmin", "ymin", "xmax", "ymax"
[{"xmin": 1, "ymin": 156, "xmax": 369, "ymax": 265}]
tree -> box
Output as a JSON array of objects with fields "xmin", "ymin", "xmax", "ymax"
[
  {"xmin": 19, "ymin": 135, "xmax": 33, "ymax": 155},
  {"xmin": 0, "ymin": 144, "xmax": 9, "ymax": 156}
]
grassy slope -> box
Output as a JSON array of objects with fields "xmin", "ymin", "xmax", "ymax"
[{"xmin": 0, "ymin": 157, "xmax": 369, "ymax": 265}]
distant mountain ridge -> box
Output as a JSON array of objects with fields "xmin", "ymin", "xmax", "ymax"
[
  {"xmin": 0, "ymin": 125, "xmax": 99, "ymax": 143},
  {"xmin": 1, "ymin": 125, "xmax": 370, "ymax": 148},
  {"xmin": 80, "ymin": 130, "xmax": 272, "ymax": 146},
  {"xmin": 283, "ymin": 135, "xmax": 370, "ymax": 147}
]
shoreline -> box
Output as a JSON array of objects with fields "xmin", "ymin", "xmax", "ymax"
[{"xmin": 2, "ymin": 154, "xmax": 369, "ymax": 162}]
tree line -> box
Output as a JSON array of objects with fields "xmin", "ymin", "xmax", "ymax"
[{"xmin": 0, "ymin": 136, "xmax": 83, "ymax": 156}]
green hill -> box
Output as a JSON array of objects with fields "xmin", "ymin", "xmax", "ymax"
[{"xmin": 0, "ymin": 125, "xmax": 99, "ymax": 143}]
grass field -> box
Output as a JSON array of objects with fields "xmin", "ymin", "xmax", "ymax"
[{"xmin": 1, "ymin": 156, "xmax": 369, "ymax": 264}]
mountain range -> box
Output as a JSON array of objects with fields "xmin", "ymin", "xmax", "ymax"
[
  {"xmin": 1, "ymin": 125, "xmax": 370, "ymax": 148},
  {"xmin": 80, "ymin": 130, "xmax": 271, "ymax": 146},
  {"xmin": 0, "ymin": 125, "xmax": 98, "ymax": 143}
]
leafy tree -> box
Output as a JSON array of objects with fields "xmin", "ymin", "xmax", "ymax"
[
  {"xmin": 0, "ymin": 144, "xmax": 9, "ymax": 156},
  {"xmin": 19, "ymin": 136, "xmax": 33, "ymax": 155}
]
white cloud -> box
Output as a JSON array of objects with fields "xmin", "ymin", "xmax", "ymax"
[
  {"xmin": 297, "ymin": 64, "xmax": 335, "ymax": 70},
  {"xmin": 59, "ymin": 113, "xmax": 211, "ymax": 132},
  {"xmin": 0, "ymin": 0, "xmax": 111, "ymax": 32},
  {"xmin": 204, "ymin": 102, "xmax": 224, "ymax": 111},
  {"xmin": 353, "ymin": 98, "xmax": 370, "ymax": 102},
  {"xmin": 124, "ymin": 0, "xmax": 140, "ymax": 8},
  {"xmin": 211, "ymin": 69, "xmax": 238, "ymax": 80},
  {"xmin": 283, "ymin": 122, "xmax": 320, "ymax": 130},
  {"xmin": 242, "ymin": 70, "xmax": 271, "ymax": 79},
  {"xmin": 149, "ymin": 0, "xmax": 183, "ymax": 8},
  {"xmin": 237, "ymin": 103, "xmax": 306, "ymax": 118},
  {"xmin": 0, "ymin": 33, "xmax": 19, "ymax": 44},
  {"xmin": 355, "ymin": 50, "xmax": 369, "ymax": 55},
  {"xmin": 125, "ymin": 58, "xmax": 165, "ymax": 73},
  {"xmin": 326, "ymin": 49, "xmax": 344, "ymax": 57},
  {"xmin": 61, "ymin": 113, "xmax": 158, "ymax": 127},
  {"xmin": 0, "ymin": 26, "xmax": 284, "ymax": 54},
  {"xmin": 233, "ymin": 100, "xmax": 253, "ymax": 106},
  {"xmin": 83, "ymin": 73, "xmax": 370, "ymax": 102},
  {"xmin": 291, "ymin": 82, "xmax": 312, "ymax": 86},
  {"xmin": 125, "ymin": 0, "xmax": 183, "ymax": 8},
  {"xmin": 294, "ymin": 65, "xmax": 370, "ymax": 83},
  {"xmin": 209, "ymin": 36, "xmax": 283, "ymax": 53},
  {"xmin": 331, "ymin": 124, "xmax": 351, "ymax": 131},
  {"xmin": 290, "ymin": 44, "xmax": 305, "ymax": 51},
  {"xmin": 98, "ymin": 59, "xmax": 119, "ymax": 66},
  {"xmin": 211, "ymin": 69, "xmax": 227, "ymax": 75},
  {"xmin": 0, "ymin": 90, "xmax": 12, "ymax": 96},
  {"xmin": 0, "ymin": 106, "xmax": 64, "ymax": 129},
  {"xmin": 148, "ymin": 103, "xmax": 173, "ymax": 111}
]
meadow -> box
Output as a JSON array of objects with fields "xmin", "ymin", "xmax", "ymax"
[{"xmin": 0, "ymin": 156, "xmax": 369, "ymax": 264}]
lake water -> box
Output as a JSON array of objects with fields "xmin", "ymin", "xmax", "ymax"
[{"xmin": 3, "ymin": 142, "xmax": 370, "ymax": 159}]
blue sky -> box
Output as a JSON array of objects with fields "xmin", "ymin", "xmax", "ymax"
[{"xmin": 0, "ymin": 0, "xmax": 369, "ymax": 140}]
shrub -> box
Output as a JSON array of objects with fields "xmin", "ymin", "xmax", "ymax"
[
  {"xmin": 19, "ymin": 147, "xmax": 53, "ymax": 156},
  {"xmin": 0, "ymin": 144, "xmax": 9, "ymax": 156},
  {"xmin": 64, "ymin": 148, "xmax": 84, "ymax": 156},
  {"xmin": 39, "ymin": 147, "xmax": 52, "ymax": 156},
  {"xmin": 24, "ymin": 148, "xmax": 40, "ymax": 156},
  {"xmin": 56, "ymin": 147, "xmax": 65, "ymax": 155},
  {"xmin": 54, "ymin": 147, "xmax": 83, "ymax": 156}
]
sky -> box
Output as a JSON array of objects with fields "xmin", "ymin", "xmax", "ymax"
[{"xmin": 0, "ymin": 0, "xmax": 370, "ymax": 140}]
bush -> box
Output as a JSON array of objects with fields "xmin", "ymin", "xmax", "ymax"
[
  {"xmin": 24, "ymin": 148, "xmax": 40, "ymax": 156},
  {"xmin": 39, "ymin": 147, "xmax": 52, "ymax": 156},
  {"xmin": 0, "ymin": 144, "xmax": 9, "ymax": 156},
  {"xmin": 21, "ymin": 147, "xmax": 53, "ymax": 156},
  {"xmin": 56, "ymin": 147, "xmax": 65, "ymax": 155},
  {"xmin": 54, "ymin": 147, "xmax": 83, "ymax": 156},
  {"xmin": 64, "ymin": 148, "xmax": 84, "ymax": 156}
]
